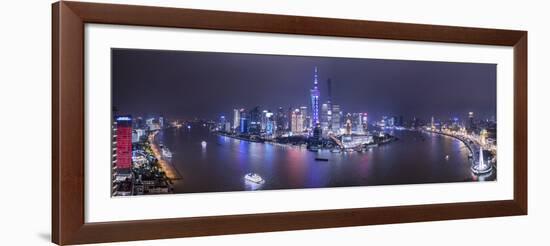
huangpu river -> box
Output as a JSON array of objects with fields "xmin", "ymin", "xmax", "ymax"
[{"xmin": 155, "ymin": 123, "xmax": 495, "ymax": 194}]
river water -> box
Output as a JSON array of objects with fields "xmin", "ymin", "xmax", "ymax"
[{"xmin": 155, "ymin": 123, "xmax": 495, "ymax": 194}]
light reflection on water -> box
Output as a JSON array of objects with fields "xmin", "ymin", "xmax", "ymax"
[{"xmin": 157, "ymin": 125, "xmax": 496, "ymax": 194}]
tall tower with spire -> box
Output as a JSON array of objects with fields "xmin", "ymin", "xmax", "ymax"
[
  {"xmin": 310, "ymin": 67, "xmax": 320, "ymax": 127},
  {"xmin": 478, "ymin": 146, "xmax": 486, "ymax": 169}
]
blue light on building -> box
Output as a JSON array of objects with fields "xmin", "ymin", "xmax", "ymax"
[
  {"xmin": 240, "ymin": 117, "xmax": 249, "ymax": 133},
  {"xmin": 310, "ymin": 67, "xmax": 320, "ymax": 126}
]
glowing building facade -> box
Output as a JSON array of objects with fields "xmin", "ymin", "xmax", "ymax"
[
  {"xmin": 291, "ymin": 109, "xmax": 304, "ymax": 134},
  {"xmin": 115, "ymin": 116, "xmax": 133, "ymax": 174},
  {"xmin": 331, "ymin": 104, "xmax": 341, "ymax": 131},
  {"xmin": 233, "ymin": 109, "xmax": 241, "ymax": 131},
  {"xmin": 310, "ymin": 67, "xmax": 320, "ymax": 126}
]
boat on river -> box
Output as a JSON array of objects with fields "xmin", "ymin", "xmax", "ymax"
[
  {"xmin": 244, "ymin": 173, "xmax": 265, "ymax": 184},
  {"xmin": 159, "ymin": 144, "xmax": 172, "ymax": 158}
]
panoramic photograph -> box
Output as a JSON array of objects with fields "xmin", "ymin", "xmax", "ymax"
[{"xmin": 110, "ymin": 48, "xmax": 497, "ymax": 196}]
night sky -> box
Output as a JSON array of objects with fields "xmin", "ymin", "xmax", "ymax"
[{"xmin": 112, "ymin": 48, "xmax": 496, "ymax": 122}]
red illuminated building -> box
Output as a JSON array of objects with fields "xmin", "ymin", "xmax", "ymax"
[{"xmin": 115, "ymin": 116, "xmax": 133, "ymax": 173}]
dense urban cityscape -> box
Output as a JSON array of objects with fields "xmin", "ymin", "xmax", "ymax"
[{"xmin": 112, "ymin": 61, "xmax": 497, "ymax": 196}]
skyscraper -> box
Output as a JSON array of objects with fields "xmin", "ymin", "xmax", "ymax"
[
  {"xmin": 321, "ymin": 103, "xmax": 329, "ymax": 132},
  {"xmin": 248, "ymin": 106, "xmax": 262, "ymax": 134},
  {"xmin": 239, "ymin": 110, "xmax": 249, "ymax": 134},
  {"xmin": 260, "ymin": 110, "xmax": 269, "ymax": 131},
  {"xmin": 310, "ymin": 67, "xmax": 320, "ymax": 125},
  {"xmin": 276, "ymin": 107, "xmax": 286, "ymax": 135},
  {"xmin": 265, "ymin": 111, "xmax": 275, "ymax": 136},
  {"xmin": 351, "ymin": 113, "xmax": 365, "ymax": 133},
  {"xmin": 387, "ymin": 116, "xmax": 395, "ymax": 127},
  {"xmin": 133, "ymin": 116, "xmax": 144, "ymax": 129},
  {"xmin": 218, "ymin": 115, "xmax": 226, "ymax": 131},
  {"xmin": 326, "ymin": 78, "xmax": 333, "ymax": 131},
  {"xmin": 300, "ymin": 106, "xmax": 309, "ymax": 130},
  {"xmin": 331, "ymin": 104, "xmax": 341, "ymax": 132},
  {"xmin": 468, "ymin": 111, "xmax": 475, "ymax": 132},
  {"xmin": 291, "ymin": 109, "xmax": 304, "ymax": 134},
  {"xmin": 287, "ymin": 107, "xmax": 293, "ymax": 131},
  {"xmin": 233, "ymin": 109, "xmax": 241, "ymax": 131},
  {"xmin": 344, "ymin": 114, "xmax": 352, "ymax": 135},
  {"xmin": 115, "ymin": 115, "xmax": 132, "ymax": 174},
  {"xmin": 361, "ymin": 113, "xmax": 368, "ymax": 132}
]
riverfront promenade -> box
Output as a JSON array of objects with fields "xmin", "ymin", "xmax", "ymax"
[
  {"xmin": 422, "ymin": 129, "xmax": 492, "ymax": 170},
  {"xmin": 149, "ymin": 131, "xmax": 182, "ymax": 180}
]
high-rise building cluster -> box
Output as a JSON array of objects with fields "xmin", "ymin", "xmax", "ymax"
[
  {"xmin": 222, "ymin": 67, "xmax": 372, "ymax": 138},
  {"xmin": 111, "ymin": 114, "xmax": 173, "ymax": 196}
]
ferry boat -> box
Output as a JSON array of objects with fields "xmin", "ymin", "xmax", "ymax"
[
  {"xmin": 161, "ymin": 146, "xmax": 172, "ymax": 158},
  {"xmin": 330, "ymin": 148, "xmax": 342, "ymax": 153},
  {"xmin": 244, "ymin": 173, "xmax": 265, "ymax": 184}
]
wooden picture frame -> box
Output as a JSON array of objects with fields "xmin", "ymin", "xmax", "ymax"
[{"xmin": 52, "ymin": 1, "xmax": 527, "ymax": 245}]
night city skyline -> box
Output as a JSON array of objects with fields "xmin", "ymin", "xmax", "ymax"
[
  {"xmin": 112, "ymin": 48, "xmax": 497, "ymax": 122},
  {"xmin": 111, "ymin": 48, "xmax": 497, "ymax": 196}
]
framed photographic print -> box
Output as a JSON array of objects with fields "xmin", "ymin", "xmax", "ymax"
[{"xmin": 52, "ymin": 1, "xmax": 527, "ymax": 245}]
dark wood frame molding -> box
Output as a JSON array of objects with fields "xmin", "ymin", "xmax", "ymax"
[{"xmin": 52, "ymin": 1, "xmax": 527, "ymax": 245}]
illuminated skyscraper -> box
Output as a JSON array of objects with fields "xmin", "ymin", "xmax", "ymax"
[
  {"xmin": 331, "ymin": 104, "xmax": 341, "ymax": 131},
  {"xmin": 233, "ymin": 109, "xmax": 241, "ymax": 131},
  {"xmin": 361, "ymin": 113, "xmax": 368, "ymax": 132},
  {"xmin": 265, "ymin": 111, "xmax": 275, "ymax": 136},
  {"xmin": 351, "ymin": 113, "xmax": 367, "ymax": 133},
  {"xmin": 133, "ymin": 116, "xmax": 144, "ymax": 129},
  {"xmin": 115, "ymin": 115, "xmax": 132, "ymax": 174},
  {"xmin": 218, "ymin": 115, "xmax": 226, "ymax": 130},
  {"xmin": 239, "ymin": 110, "xmax": 249, "ymax": 134},
  {"xmin": 287, "ymin": 107, "xmax": 293, "ymax": 131},
  {"xmin": 468, "ymin": 111, "xmax": 475, "ymax": 131},
  {"xmin": 344, "ymin": 116, "xmax": 352, "ymax": 135},
  {"xmin": 320, "ymin": 103, "xmax": 329, "ymax": 132},
  {"xmin": 276, "ymin": 107, "xmax": 286, "ymax": 135},
  {"xmin": 248, "ymin": 106, "xmax": 262, "ymax": 134},
  {"xmin": 300, "ymin": 106, "xmax": 309, "ymax": 130},
  {"xmin": 260, "ymin": 110, "xmax": 269, "ymax": 131},
  {"xmin": 387, "ymin": 116, "xmax": 395, "ymax": 127},
  {"xmin": 326, "ymin": 78, "xmax": 333, "ymax": 131},
  {"xmin": 310, "ymin": 67, "xmax": 320, "ymax": 125},
  {"xmin": 291, "ymin": 109, "xmax": 304, "ymax": 134}
]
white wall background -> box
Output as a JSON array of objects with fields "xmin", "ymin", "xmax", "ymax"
[{"xmin": 0, "ymin": 0, "xmax": 547, "ymax": 245}]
